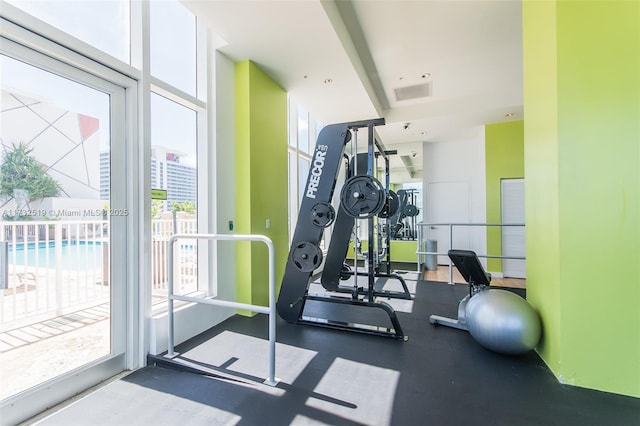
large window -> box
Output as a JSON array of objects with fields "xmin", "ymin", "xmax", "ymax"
[
  {"xmin": 0, "ymin": 0, "xmax": 211, "ymax": 420},
  {"xmin": 5, "ymin": 0, "xmax": 130, "ymax": 63},
  {"xmin": 288, "ymin": 97, "xmax": 326, "ymax": 248},
  {"xmin": 148, "ymin": 1, "xmax": 206, "ymax": 305},
  {"xmin": 150, "ymin": 0, "xmax": 197, "ymax": 97}
]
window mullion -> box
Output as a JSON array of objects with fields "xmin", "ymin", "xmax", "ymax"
[{"xmin": 150, "ymin": 76, "xmax": 205, "ymax": 111}]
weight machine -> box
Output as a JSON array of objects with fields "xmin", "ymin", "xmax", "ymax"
[
  {"xmin": 389, "ymin": 189, "xmax": 420, "ymax": 240},
  {"xmin": 276, "ymin": 118, "xmax": 409, "ymax": 340},
  {"xmin": 320, "ymin": 152, "xmax": 411, "ymax": 301}
]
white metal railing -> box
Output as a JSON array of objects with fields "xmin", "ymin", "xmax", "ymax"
[
  {"xmin": 0, "ymin": 217, "xmax": 197, "ymax": 330},
  {"xmin": 0, "ymin": 220, "xmax": 109, "ymax": 330},
  {"xmin": 166, "ymin": 233, "xmax": 278, "ymax": 387},
  {"xmin": 417, "ymin": 222, "xmax": 526, "ymax": 285},
  {"xmin": 151, "ymin": 218, "xmax": 197, "ymax": 296}
]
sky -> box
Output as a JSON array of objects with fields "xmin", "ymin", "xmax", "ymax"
[{"xmin": 3, "ymin": 0, "xmax": 199, "ymax": 160}]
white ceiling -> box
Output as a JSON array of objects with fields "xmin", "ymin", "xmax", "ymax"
[{"xmin": 184, "ymin": 0, "xmax": 523, "ymax": 183}]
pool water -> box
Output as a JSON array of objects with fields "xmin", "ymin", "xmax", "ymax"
[{"xmin": 8, "ymin": 241, "xmax": 105, "ymax": 270}]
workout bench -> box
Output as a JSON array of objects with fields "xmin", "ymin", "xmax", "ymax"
[{"xmin": 428, "ymin": 249, "xmax": 491, "ymax": 331}]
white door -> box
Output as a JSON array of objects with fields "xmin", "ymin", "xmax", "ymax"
[
  {"xmin": 427, "ymin": 181, "xmax": 471, "ymax": 264},
  {"xmin": 501, "ymin": 179, "xmax": 526, "ymax": 278},
  {"xmin": 0, "ymin": 36, "xmax": 129, "ymax": 424}
]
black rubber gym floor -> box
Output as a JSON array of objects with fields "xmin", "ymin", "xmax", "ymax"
[{"xmin": 36, "ymin": 279, "xmax": 640, "ymax": 426}]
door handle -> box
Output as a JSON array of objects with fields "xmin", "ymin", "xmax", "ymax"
[{"xmin": 430, "ymin": 226, "xmax": 437, "ymax": 229}]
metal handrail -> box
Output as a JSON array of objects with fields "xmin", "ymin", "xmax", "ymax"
[
  {"xmin": 166, "ymin": 233, "xmax": 278, "ymax": 386},
  {"xmin": 416, "ymin": 222, "xmax": 526, "ymax": 285}
]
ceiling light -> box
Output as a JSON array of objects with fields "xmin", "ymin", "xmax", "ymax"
[{"xmin": 323, "ymin": 78, "xmax": 333, "ymax": 84}]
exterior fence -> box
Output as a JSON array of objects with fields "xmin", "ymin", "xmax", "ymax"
[{"xmin": 0, "ymin": 216, "xmax": 197, "ymax": 332}]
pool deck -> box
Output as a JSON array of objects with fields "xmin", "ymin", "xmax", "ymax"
[{"xmin": 0, "ymin": 302, "xmax": 110, "ymax": 399}]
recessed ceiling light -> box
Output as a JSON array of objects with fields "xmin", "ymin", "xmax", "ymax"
[{"xmin": 323, "ymin": 78, "xmax": 333, "ymax": 84}]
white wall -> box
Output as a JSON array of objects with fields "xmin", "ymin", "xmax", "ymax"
[
  {"xmin": 422, "ymin": 126, "xmax": 487, "ymax": 265},
  {"xmin": 213, "ymin": 50, "xmax": 237, "ymax": 298}
]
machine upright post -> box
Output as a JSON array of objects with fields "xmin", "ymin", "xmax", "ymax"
[
  {"xmin": 367, "ymin": 123, "xmax": 375, "ymax": 301},
  {"xmin": 384, "ymin": 155, "xmax": 391, "ymax": 274},
  {"xmin": 352, "ymin": 128, "xmax": 359, "ymax": 287}
]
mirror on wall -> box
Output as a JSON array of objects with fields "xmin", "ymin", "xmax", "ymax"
[{"xmin": 386, "ymin": 183, "xmax": 422, "ymax": 241}]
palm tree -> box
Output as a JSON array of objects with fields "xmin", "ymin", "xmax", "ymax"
[{"xmin": 0, "ymin": 142, "xmax": 61, "ymax": 207}]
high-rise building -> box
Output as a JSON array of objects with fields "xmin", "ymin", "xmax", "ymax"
[
  {"xmin": 100, "ymin": 147, "xmax": 196, "ymax": 210},
  {"xmin": 100, "ymin": 151, "xmax": 110, "ymax": 200}
]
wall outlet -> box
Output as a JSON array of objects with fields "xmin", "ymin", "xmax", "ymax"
[{"xmin": 266, "ymin": 219, "xmax": 270, "ymax": 229}]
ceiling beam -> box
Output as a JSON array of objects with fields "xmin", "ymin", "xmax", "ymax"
[
  {"xmin": 321, "ymin": 0, "xmax": 388, "ymax": 117},
  {"xmin": 400, "ymin": 155, "xmax": 416, "ymax": 179}
]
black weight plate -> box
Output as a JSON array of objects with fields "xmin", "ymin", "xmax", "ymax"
[
  {"xmin": 310, "ymin": 202, "xmax": 336, "ymax": 228},
  {"xmin": 405, "ymin": 204, "xmax": 419, "ymax": 217},
  {"xmin": 290, "ymin": 241, "xmax": 323, "ymax": 272},
  {"xmin": 340, "ymin": 175, "xmax": 386, "ymax": 218},
  {"xmin": 379, "ymin": 190, "xmax": 399, "ymax": 218},
  {"xmin": 339, "ymin": 263, "xmax": 352, "ymax": 280}
]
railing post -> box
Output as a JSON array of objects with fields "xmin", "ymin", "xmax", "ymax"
[
  {"xmin": 55, "ymin": 222, "xmax": 63, "ymax": 315},
  {"xmin": 416, "ymin": 224, "xmax": 422, "ymax": 272},
  {"xmin": 0, "ymin": 241, "xmax": 8, "ymax": 290},
  {"xmin": 448, "ymin": 224, "xmax": 454, "ymax": 285},
  {"xmin": 167, "ymin": 237, "xmax": 175, "ymax": 357},
  {"xmin": 265, "ymin": 237, "xmax": 277, "ymax": 386}
]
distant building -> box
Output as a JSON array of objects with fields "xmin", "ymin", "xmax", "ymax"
[
  {"xmin": 100, "ymin": 152, "xmax": 110, "ymax": 200},
  {"xmin": 100, "ymin": 146, "xmax": 196, "ymax": 211}
]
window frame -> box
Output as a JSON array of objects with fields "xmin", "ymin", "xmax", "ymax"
[
  {"xmin": 0, "ymin": 14, "xmax": 138, "ymax": 424},
  {"xmin": 0, "ymin": 0, "xmax": 213, "ymax": 359},
  {"xmin": 287, "ymin": 97, "xmax": 330, "ymax": 251}
]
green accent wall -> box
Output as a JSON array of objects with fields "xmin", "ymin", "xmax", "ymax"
[
  {"xmin": 235, "ymin": 60, "xmax": 288, "ymax": 313},
  {"xmin": 485, "ymin": 120, "xmax": 524, "ymax": 273},
  {"xmin": 347, "ymin": 240, "xmax": 418, "ymax": 263},
  {"xmin": 524, "ymin": 0, "xmax": 640, "ymax": 397}
]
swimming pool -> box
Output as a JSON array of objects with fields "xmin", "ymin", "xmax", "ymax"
[{"xmin": 8, "ymin": 241, "xmax": 105, "ymax": 270}]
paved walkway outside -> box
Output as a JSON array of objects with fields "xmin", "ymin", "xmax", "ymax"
[
  {"xmin": 0, "ymin": 303, "xmax": 110, "ymax": 353},
  {"xmin": 0, "ymin": 303, "xmax": 110, "ymax": 399}
]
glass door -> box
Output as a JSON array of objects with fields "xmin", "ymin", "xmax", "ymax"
[{"xmin": 0, "ymin": 37, "xmax": 127, "ymax": 423}]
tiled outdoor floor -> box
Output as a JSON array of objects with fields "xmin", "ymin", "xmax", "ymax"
[
  {"xmin": 0, "ymin": 303, "xmax": 109, "ymax": 352},
  {"xmin": 0, "ymin": 304, "xmax": 110, "ymax": 399}
]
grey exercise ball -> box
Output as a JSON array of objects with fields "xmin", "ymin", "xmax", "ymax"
[{"xmin": 465, "ymin": 289, "xmax": 541, "ymax": 355}]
